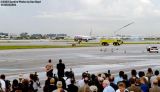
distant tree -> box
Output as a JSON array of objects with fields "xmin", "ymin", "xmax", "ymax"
[
  {"xmin": 41, "ymin": 36, "xmax": 46, "ymax": 39},
  {"xmin": 20, "ymin": 32, "xmax": 30, "ymax": 39},
  {"xmin": 30, "ymin": 34, "xmax": 43, "ymax": 39}
]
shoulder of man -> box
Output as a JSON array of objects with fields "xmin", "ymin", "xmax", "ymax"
[{"xmin": 52, "ymin": 89, "xmax": 57, "ymax": 92}]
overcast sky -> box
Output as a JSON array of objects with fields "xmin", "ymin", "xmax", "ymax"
[{"xmin": 0, "ymin": 0, "xmax": 160, "ymax": 36}]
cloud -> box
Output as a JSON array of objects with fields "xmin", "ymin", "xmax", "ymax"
[
  {"xmin": 80, "ymin": 0, "xmax": 103, "ymax": 7},
  {"xmin": 154, "ymin": 10, "xmax": 160, "ymax": 16},
  {"xmin": 140, "ymin": 0, "xmax": 151, "ymax": 4},
  {"xmin": 35, "ymin": 0, "xmax": 160, "ymax": 21},
  {"xmin": 2, "ymin": 0, "xmax": 160, "ymax": 35}
]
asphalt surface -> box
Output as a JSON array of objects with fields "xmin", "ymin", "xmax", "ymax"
[
  {"xmin": 1, "ymin": 44, "xmax": 160, "ymax": 90},
  {"xmin": 0, "ymin": 40, "xmax": 73, "ymax": 46}
]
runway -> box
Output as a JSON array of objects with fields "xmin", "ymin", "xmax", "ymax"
[{"xmin": 1, "ymin": 44, "xmax": 160, "ymax": 81}]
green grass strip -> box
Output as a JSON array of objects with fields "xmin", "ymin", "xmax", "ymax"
[
  {"xmin": 0, "ymin": 44, "xmax": 100, "ymax": 50},
  {"xmin": 124, "ymin": 42, "xmax": 160, "ymax": 44}
]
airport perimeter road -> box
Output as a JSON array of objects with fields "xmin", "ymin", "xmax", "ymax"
[{"xmin": 0, "ymin": 44, "xmax": 160, "ymax": 81}]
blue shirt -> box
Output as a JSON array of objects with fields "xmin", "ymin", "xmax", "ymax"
[
  {"xmin": 114, "ymin": 76, "xmax": 123, "ymax": 84},
  {"xmin": 140, "ymin": 84, "xmax": 149, "ymax": 92},
  {"xmin": 103, "ymin": 85, "xmax": 115, "ymax": 92}
]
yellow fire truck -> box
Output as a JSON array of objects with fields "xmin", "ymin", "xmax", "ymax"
[{"xmin": 100, "ymin": 38, "xmax": 123, "ymax": 46}]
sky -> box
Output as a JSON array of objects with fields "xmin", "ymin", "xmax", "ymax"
[{"xmin": 0, "ymin": 0, "xmax": 160, "ymax": 36}]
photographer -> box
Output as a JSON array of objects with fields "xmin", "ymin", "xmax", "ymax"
[
  {"xmin": 64, "ymin": 68, "xmax": 75, "ymax": 88},
  {"xmin": 30, "ymin": 72, "xmax": 41, "ymax": 92}
]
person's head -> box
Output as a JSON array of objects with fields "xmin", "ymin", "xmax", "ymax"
[
  {"xmin": 12, "ymin": 79, "xmax": 19, "ymax": 86},
  {"xmin": 22, "ymin": 79, "xmax": 29, "ymax": 85},
  {"xmin": 0, "ymin": 74, "xmax": 5, "ymax": 80},
  {"xmin": 104, "ymin": 73, "xmax": 110, "ymax": 78},
  {"xmin": 135, "ymin": 78, "xmax": 141, "ymax": 86},
  {"xmin": 155, "ymin": 70, "xmax": 159, "ymax": 76},
  {"xmin": 138, "ymin": 71, "xmax": 145, "ymax": 77},
  {"xmin": 57, "ymin": 81, "xmax": 63, "ymax": 88},
  {"xmin": 50, "ymin": 78, "xmax": 55, "ymax": 84},
  {"xmin": 102, "ymin": 79, "xmax": 110, "ymax": 88},
  {"xmin": 130, "ymin": 78, "xmax": 136, "ymax": 85},
  {"xmin": 48, "ymin": 59, "xmax": 52, "ymax": 63},
  {"xmin": 131, "ymin": 69, "xmax": 137, "ymax": 77},
  {"xmin": 65, "ymin": 71, "xmax": 70, "ymax": 78},
  {"xmin": 147, "ymin": 68, "xmax": 153, "ymax": 74},
  {"xmin": 98, "ymin": 74, "xmax": 101, "ymax": 77},
  {"xmin": 91, "ymin": 74, "xmax": 96, "ymax": 80},
  {"xmin": 84, "ymin": 76, "xmax": 89, "ymax": 84},
  {"xmin": 101, "ymin": 73, "xmax": 106, "ymax": 79},
  {"xmin": 122, "ymin": 74, "xmax": 128, "ymax": 80},
  {"xmin": 153, "ymin": 79, "xmax": 158, "ymax": 86},
  {"xmin": 109, "ymin": 75, "xmax": 114, "ymax": 83},
  {"xmin": 98, "ymin": 77, "xmax": 104, "ymax": 84},
  {"xmin": 33, "ymin": 72, "xmax": 38, "ymax": 81},
  {"xmin": 34, "ymin": 72, "xmax": 38, "ymax": 77},
  {"xmin": 82, "ymin": 72, "xmax": 88, "ymax": 79},
  {"xmin": 59, "ymin": 59, "xmax": 62, "ymax": 63},
  {"xmin": 119, "ymin": 71, "xmax": 124, "ymax": 78},
  {"xmin": 70, "ymin": 78, "xmax": 75, "ymax": 84},
  {"xmin": 90, "ymin": 85, "xmax": 98, "ymax": 92},
  {"xmin": 29, "ymin": 73, "xmax": 34, "ymax": 80},
  {"xmin": 18, "ymin": 74, "xmax": 23, "ymax": 82},
  {"xmin": 118, "ymin": 82, "xmax": 126, "ymax": 92}
]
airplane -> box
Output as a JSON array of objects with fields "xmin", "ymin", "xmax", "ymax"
[
  {"xmin": 74, "ymin": 35, "xmax": 95, "ymax": 42},
  {"xmin": 74, "ymin": 27, "xmax": 96, "ymax": 42}
]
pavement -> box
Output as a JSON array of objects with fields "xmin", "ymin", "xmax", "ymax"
[
  {"xmin": 0, "ymin": 40, "xmax": 72, "ymax": 46},
  {"xmin": 0, "ymin": 44, "xmax": 160, "ymax": 91}
]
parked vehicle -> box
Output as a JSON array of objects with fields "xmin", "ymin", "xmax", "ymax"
[{"xmin": 147, "ymin": 46, "xmax": 159, "ymax": 53}]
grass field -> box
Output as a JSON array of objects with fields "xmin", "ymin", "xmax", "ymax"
[
  {"xmin": 0, "ymin": 41, "xmax": 160, "ymax": 50},
  {"xmin": 81, "ymin": 41, "xmax": 160, "ymax": 45},
  {"xmin": 0, "ymin": 44, "xmax": 100, "ymax": 50},
  {"xmin": 124, "ymin": 42, "xmax": 160, "ymax": 44}
]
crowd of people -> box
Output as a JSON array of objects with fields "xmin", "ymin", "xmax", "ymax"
[{"xmin": 0, "ymin": 59, "xmax": 160, "ymax": 92}]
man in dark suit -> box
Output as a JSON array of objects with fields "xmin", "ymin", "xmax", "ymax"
[
  {"xmin": 67, "ymin": 79, "xmax": 78, "ymax": 92},
  {"xmin": 56, "ymin": 59, "xmax": 65, "ymax": 78}
]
